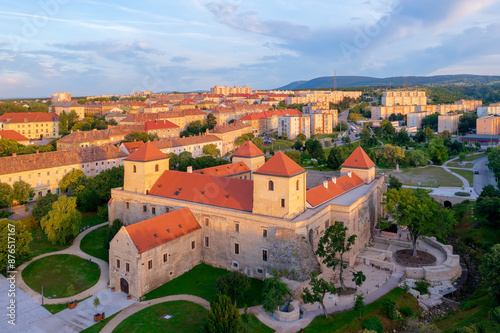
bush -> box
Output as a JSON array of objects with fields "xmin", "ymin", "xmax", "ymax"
[
  {"xmin": 400, "ymin": 306, "xmax": 415, "ymax": 318},
  {"xmin": 382, "ymin": 297, "xmax": 397, "ymax": 319},
  {"xmin": 414, "ymin": 281, "xmax": 431, "ymax": 295},
  {"xmin": 362, "ymin": 317, "xmax": 384, "ymax": 333},
  {"xmin": 0, "ymin": 210, "xmax": 13, "ymax": 218},
  {"xmin": 493, "ymin": 306, "xmax": 500, "ymax": 323}
]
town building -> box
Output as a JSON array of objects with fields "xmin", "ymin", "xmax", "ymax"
[
  {"xmin": 415, "ymin": 104, "xmax": 465, "ymax": 115},
  {"xmin": 477, "ymin": 105, "xmax": 500, "ymax": 118},
  {"xmin": 438, "ymin": 113, "xmax": 460, "ymax": 133},
  {"xmin": 407, "ymin": 111, "xmax": 433, "ymax": 129},
  {"xmin": 0, "ymin": 130, "xmax": 30, "ymax": 145},
  {"xmin": 370, "ymin": 106, "xmax": 417, "ymax": 120},
  {"xmin": 278, "ymin": 115, "xmax": 311, "ymax": 140},
  {"xmin": 144, "ymin": 120, "xmax": 180, "ymax": 139},
  {"xmin": 52, "ymin": 101, "xmax": 85, "ymax": 120},
  {"xmin": 209, "ymin": 122, "xmax": 253, "ymax": 155},
  {"xmin": 108, "ymin": 143, "xmax": 385, "ymax": 299},
  {"xmin": 0, "ymin": 145, "xmax": 127, "ymax": 198},
  {"xmin": 285, "ymin": 91, "xmax": 362, "ymax": 106},
  {"xmin": 0, "ymin": 112, "xmax": 59, "ymax": 139},
  {"xmin": 56, "ymin": 125, "xmax": 143, "ymax": 150},
  {"xmin": 307, "ymin": 112, "xmax": 338, "ymax": 135},
  {"xmin": 381, "ymin": 90, "xmax": 427, "ymax": 106},
  {"xmin": 211, "ymin": 85, "xmax": 253, "ymax": 95},
  {"xmin": 454, "ymin": 99, "xmax": 483, "ymax": 111},
  {"xmin": 51, "ymin": 92, "xmax": 71, "ymax": 103},
  {"xmin": 476, "ymin": 116, "xmax": 500, "ymax": 135}
]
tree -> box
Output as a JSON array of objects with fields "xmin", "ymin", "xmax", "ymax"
[
  {"xmin": 206, "ymin": 113, "xmax": 217, "ymax": 130},
  {"xmin": 11, "ymin": 180, "xmax": 34, "ymax": 205},
  {"xmin": 478, "ymin": 184, "xmax": 500, "ymax": 200},
  {"xmin": 203, "ymin": 144, "xmax": 221, "ymax": 158},
  {"xmin": 285, "ymin": 150, "xmax": 301, "ymax": 164},
  {"xmin": 187, "ymin": 120, "xmax": 208, "ymax": 135},
  {"xmin": 301, "ymin": 271, "xmax": 337, "ymax": 318},
  {"xmin": 251, "ymin": 137, "xmax": 264, "ymax": 151},
  {"xmin": 353, "ymin": 294, "xmax": 366, "ymax": 319},
  {"xmin": 32, "ymin": 193, "xmax": 59, "ymax": 222},
  {"xmin": 41, "ymin": 196, "xmax": 82, "ymax": 245},
  {"xmin": 342, "ymin": 135, "xmax": 351, "ymax": 144},
  {"xmin": 93, "ymin": 296, "xmax": 100, "ymax": 312},
  {"xmin": 481, "ymin": 244, "xmax": 500, "ymax": 301},
  {"xmin": 327, "ymin": 146, "xmax": 343, "ymax": 170},
  {"xmin": 204, "ymin": 294, "xmax": 240, "ymax": 333},
  {"xmin": 123, "ymin": 132, "xmax": 158, "ymax": 143},
  {"xmin": 427, "ymin": 138, "xmax": 448, "ymax": 164},
  {"xmin": 316, "ymin": 222, "xmax": 365, "ymax": 291},
  {"xmin": 377, "ymin": 144, "xmax": 406, "ymax": 167},
  {"xmin": 359, "ymin": 127, "xmax": 371, "ymax": 141},
  {"xmin": 387, "ymin": 175, "xmax": 402, "ymax": 190},
  {"xmin": 381, "ymin": 119, "xmax": 395, "ymax": 135},
  {"xmin": 293, "ymin": 140, "xmax": 303, "ymax": 151},
  {"xmin": 0, "ymin": 139, "xmax": 19, "ymax": 157},
  {"xmin": 394, "ymin": 128, "xmax": 410, "ymax": 146},
  {"xmin": 458, "ymin": 152, "xmax": 467, "ymax": 162},
  {"xmin": 296, "ymin": 133, "xmax": 306, "ymax": 142},
  {"xmin": 215, "ymin": 271, "xmax": 251, "ymax": 306},
  {"xmin": 440, "ymin": 130, "xmax": 451, "ymax": 139},
  {"xmin": 59, "ymin": 169, "xmax": 86, "ymax": 193},
  {"xmin": 71, "ymin": 121, "xmax": 91, "ymax": 132},
  {"xmin": 383, "ymin": 188, "xmax": 455, "ymax": 256},
  {"xmin": 305, "ymin": 139, "xmax": 324, "ymax": 160},
  {"xmin": 262, "ymin": 275, "xmax": 291, "ymax": 313},
  {"xmin": 67, "ymin": 110, "xmax": 79, "ymax": 128},
  {"xmin": 476, "ymin": 197, "xmax": 500, "ymax": 226},
  {"xmin": 414, "ymin": 129, "xmax": 426, "ymax": 143},
  {"xmin": 58, "ymin": 111, "xmax": 69, "ymax": 135},
  {"xmin": 406, "ymin": 149, "xmax": 428, "ymax": 167},
  {"xmin": 0, "ymin": 219, "xmax": 32, "ymax": 269},
  {"xmin": 347, "ymin": 112, "xmax": 359, "ymax": 123},
  {"xmin": 424, "ymin": 126, "xmax": 434, "ymax": 141},
  {"xmin": 0, "ymin": 183, "xmax": 13, "ymax": 208},
  {"xmin": 168, "ymin": 153, "xmax": 179, "ymax": 170}
]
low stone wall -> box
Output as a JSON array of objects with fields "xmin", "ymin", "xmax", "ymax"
[
  {"xmin": 362, "ymin": 257, "xmax": 396, "ymax": 271},
  {"xmin": 273, "ymin": 300, "xmax": 301, "ymax": 322}
]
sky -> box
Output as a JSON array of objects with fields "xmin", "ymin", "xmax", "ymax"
[{"xmin": 1, "ymin": 0, "xmax": 500, "ymax": 98}]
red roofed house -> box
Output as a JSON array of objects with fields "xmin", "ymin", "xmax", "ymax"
[
  {"xmin": 109, "ymin": 207, "xmax": 202, "ymax": 298},
  {"xmin": 109, "ymin": 144, "xmax": 386, "ymax": 295},
  {"xmin": 0, "ymin": 130, "xmax": 30, "ymax": 145},
  {"xmin": 144, "ymin": 120, "xmax": 180, "ymax": 139},
  {"xmin": 0, "ymin": 112, "xmax": 59, "ymax": 140}
]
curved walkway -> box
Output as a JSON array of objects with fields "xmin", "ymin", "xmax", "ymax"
[{"xmin": 15, "ymin": 222, "xmax": 109, "ymax": 305}]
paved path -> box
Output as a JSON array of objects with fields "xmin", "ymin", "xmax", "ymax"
[{"xmin": 15, "ymin": 222, "xmax": 109, "ymax": 305}]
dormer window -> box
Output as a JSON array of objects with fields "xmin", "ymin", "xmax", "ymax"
[{"xmin": 268, "ymin": 180, "xmax": 274, "ymax": 191}]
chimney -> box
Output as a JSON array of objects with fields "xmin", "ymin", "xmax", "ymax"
[
  {"xmin": 322, "ymin": 180, "xmax": 328, "ymax": 189},
  {"xmin": 36, "ymin": 150, "xmax": 39, "ymax": 154},
  {"xmin": 187, "ymin": 166, "xmax": 193, "ymax": 173},
  {"xmin": 12, "ymin": 153, "xmax": 16, "ymax": 157},
  {"xmin": 348, "ymin": 172, "xmax": 352, "ymax": 178},
  {"xmin": 331, "ymin": 177, "xmax": 336, "ymax": 184}
]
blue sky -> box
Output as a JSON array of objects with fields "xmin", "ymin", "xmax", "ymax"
[{"xmin": 0, "ymin": 0, "xmax": 499, "ymax": 98}]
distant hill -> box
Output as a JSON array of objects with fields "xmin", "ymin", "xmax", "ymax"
[{"xmin": 276, "ymin": 75, "xmax": 500, "ymax": 90}]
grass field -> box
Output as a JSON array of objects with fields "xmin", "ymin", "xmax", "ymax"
[
  {"xmin": 305, "ymin": 288, "xmax": 421, "ymax": 332},
  {"xmin": 80, "ymin": 226, "xmax": 109, "ymax": 262},
  {"xmin": 20, "ymin": 217, "xmax": 70, "ymax": 257},
  {"xmin": 446, "ymin": 162, "xmax": 474, "ymax": 168},
  {"xmin": 112, "ymin": 301, "xmax": 272, "ymax": 333},
  {"xmin": 22, "ymin": 254, "xmax": 100, "ymax": 298},
  {"xmin": 464, "ymin": 152, "xmax": 488, "ymax": 161},
  {"xmin": 143, "ymin": 264, "xmax": 264, "ymax": 308},
  {"xmin": 80, "ymin": 213, "xmax": 106, "ymax": 229},
  {"xmin": 382, "ymin": 166, "xmax": 462, "ymax": 187},
  {"xmin": 450, "ymin": 169, "xmax": 474, "ymax": 185},
  {"xmin": 267, "ymin": 139, "xmax": 294, "ymax": 151}
]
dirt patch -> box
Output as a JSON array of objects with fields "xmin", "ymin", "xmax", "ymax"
[{"xmin": 395, "ymin": 249, "xmax": 437, "ymax": 266}]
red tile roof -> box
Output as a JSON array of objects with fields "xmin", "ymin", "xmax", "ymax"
[
  {"xmin": 121, "ymin": 141, "xmax": 144, "ymax": 154},
  {"xmin": 254, "ymin": 151, "xmax": 305, "ymax": 177},
  {"xmin": 306, "ymin": 173, "xmax": 365, "ymax": 207},
  {"xmin": 0, "ymin": 130, "xmax": 30, "ymax": 142},
  {"xmin": 210, "ymin": 122, "xmax": 252, "ymax": 134},
  {"xmin": 144, "ymin": 120, "xmax": 179, "ymax": 130},
  {"xmin": 233, "ymin": 140, "xmax": 264, "ymax": 158},
  {"xmin": 125, "ymin": 141, "xmax": 168, "ymax": 162},
  {"xmin": 194, "ymin": 162, "xmax": 250, "ymax": 177},
  {"xmin": 125, "ymin": 207, "xmax": 201, "ymax": 253},
  {"xmin": 0, "ymin": 112, "xmax": 58, "ymax": 123},
  {"xmin": 341, "ymin": 147, "xmax": 375, "ymax": 169},
  {"xmin": 149, "ymin": 170, "xmax": 253, "ymax": 211}
]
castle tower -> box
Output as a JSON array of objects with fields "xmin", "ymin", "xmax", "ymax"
[
  {"xmin": 232, "ymin": 141, "xmax": 265, "ymax": 177},
  {"xmin": 252, "ymin": 151, "xmax": 307, "ymax": 219},
  {"xmin": 123, "ymin": 142, "xmax": 169, "ymax": 194},
  {"xmin": 340, "ymin": 147, "xmax": 375, "ymax": 183}
]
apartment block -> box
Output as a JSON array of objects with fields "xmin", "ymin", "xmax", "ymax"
[
  {"xmin": 307, "ymin": 112, "xmax": 337, "ymax": 134},
  {"xmin": 381, "ymin": 90, "xmax": 427, "ymax": 106},
  {"xmin": 210, "ymin": 85, "xmax": 253, "ymax": 95},
  {"xmin": 407, "ymin": 111, "xmax": 432, "ymax": 129},
  {"xmin": 477, "ymin": 116, "xmax": 500, "ymax": 135},
  {"xmin": 52, "ymin": 101, "xmax": 85, "ymax": 119},
  {"xmin": 278, "ymin": 115, "xmax": 311, "ymax": 140},
  {"xmin": 370, "ymin": 105, "xmax": 417, "ymax": 119},
  {"xmin": 454, "ymin": 99, "xmax": 483, "ymax": 111},
  {"xmin": 51, "ymin": 92, "xmax": 71, "ymax": 103},
  {"xmin": 0, "ymin": 112, "xmax": 59, "ymax": 140},
  {"xmin": 285, "ymin": 91, "xmax": 362, "ymax": 106},
  {"xmin": 477, "ymin": 106, "xmax": 500, "ymax": 118},
  {"xmin": 210, "ymin": 122, "xmax": 253, "ymax": 154},
  {"xmin": 438, "ymin": 114, "xmax": 460, "ymax": 133}
]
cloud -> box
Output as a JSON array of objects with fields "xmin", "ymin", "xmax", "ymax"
[{"xmin": 170, "ymin": 56, "xmax": 189, "ymax": 63}]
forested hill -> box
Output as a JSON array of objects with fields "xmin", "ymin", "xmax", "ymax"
[{"xmin": 276, "ymin": 75, "xmax": 500, "ymax": 90}]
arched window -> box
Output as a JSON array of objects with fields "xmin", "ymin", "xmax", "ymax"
[
  {"xmin": 133, "ymin": 165, "xmax": 137, "ymax": 173},
  {"xmin": 296, "ymin": 179, "xmax": 300, "ymax": 191},
  {"xmin": 268, "ymin": 180, "xmax": 274, "ymax": 191},
  {"xmin": 155, "ymin": 164, "xmax": 159, "ymax": 172}
]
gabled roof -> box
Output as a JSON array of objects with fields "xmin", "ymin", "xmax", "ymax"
[
  {"xmin": 194, "ymin": 162, "xmax": 250, "ymax": 177},
  {"xmin": 0, "ymin": 130, "xmax": 30, "ymax": 142},
  {"xmin": 149, "ymin": 170, "xmax": 253, "ymax": 211},
  {"xmin": 125, "ymin": 207, "xmax": 201, "ymax": 253},
  {"xmin": 0, "ymin": 112, "xmax": 58, "ymax": 123},
  {"xmin": 306, "ymin": 173, "xmax": 365, "ymax": 207},
  {"xmin": 254, "ymin": 151, "xmax": 305, "ymax": 177},
  {"xmin": 144, "ymin": 120, "xmax": 179, "ymax": 130},
  {"xmin": 125, "ymin": 141, "xmax": 168, "ymax": 162},
  {"xmin": 121, "ymin": 141, "xmax": 144, "ymax": 154},
  {"xmin": 341, "ymin": 147, "xmax": 375, "ymax": 169},
  {"xmin": 233, "ymin": 141, "xmax": 264, "ymax": 158}
]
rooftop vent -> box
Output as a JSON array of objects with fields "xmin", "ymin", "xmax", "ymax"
[
  {"xmin": 226, "ymin": 194, "xmax": 230, "ymax": 198},
  {"xmin": 178, "ymin": 224, "xmax": 182, "ymax": 228},
  {"xmin": 167, "ymin": 229, "xmax": 170, "ymax": 233},
  {"xmin": 154, "ymin": 233, "xmax": 158, "ymax": 238}
]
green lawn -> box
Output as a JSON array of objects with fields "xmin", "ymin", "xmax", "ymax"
[
  {"xmin": 80, "ymin": 226, "xmax": 109, "ymax": 262},
  {"xmin": 22, "ymin": 254, "xmax": 100, "ymax": 298},
  {"xmin": 268, "ymin": 139, "xmax": 294, "ymax": 151},
  {"xmin": 315, "ymin": 132, "xmax": 341, "ymax": 139},
  {"xmin": 245, "ymin": 314, "xmax": 275, "ymax": 332},
  {"xmin": 81, "ymin": 311, "xmax": 121, "ymax": 333},
  {"xmin": 43, "ymin": 296, "xmax": 90, "ymax": 314},
  {"xmin": 451, "ymin": 169, "xmax": 474, "ymax": 185},
  {"xmin": 382, "ymin": 166, "xmax": 462, "ymax": 187},
  {"xmin": 305, "ymin": 288, "xmax": 421, "ymax": 332},
  {"xmin": 19, "ymin": 217, "xmax": 70, "ymax": 258},
  {"xmin": 464, "ymin": 152, "xmax": 488, "ymax": 161},
  {"xmin": 143, "ymin": 264, "xmax": 264, "ymax": 308},
  {"xmin": 80, "ymin": 213, "xmax": 106, "ymax": 229},
  {"xmin": 447, "ymin": 162, "xmax": 474, "ymax": 168}
]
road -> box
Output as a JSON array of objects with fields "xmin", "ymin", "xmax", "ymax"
[{"xmin": 472, "ymin": 156, "xmax": 497, "ymax": 194}]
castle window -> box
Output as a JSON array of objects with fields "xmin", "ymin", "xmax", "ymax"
[
  {"xmin": 163, "ymin": 253, "xmax": 168, "ymax": 262},
  {"xmin": 325, "ymin": 220, "xmax": 329, "ymax": 229},
  {"xmin": 234, "ymin": 243, "xmax": 240, "ymax": 255},
  {"xmin": 126, "ymin": 202, "xmax": 129, "ymax": 209},
  {"xmin": 257, "ymin": 268, "xmax": 263, "ymax": 274},
  {"xmin": 262, "ymin": 249, "xmax": 268, "ymax": 262},
  {"xmin": 133, "ymin": 165, "xmax": 137, "ymax": 173},
  {"xmin": 155, "ymin": 164, "xmax": 159, "ymax": 172},
  {"xmin": 205, "ymin": 236, "xmax": 210, "ymax": 248},
  {"xmin": 148, "ymin": 260, "xmax": 153, "ymax": 270},
  {"xmin": 116, "ymin": 259, "xmax": 120, "ymax": 269},
  {"xmin": 281, "ymin": 199, "xmax": 285, "ymax": 208},
  {"xmin": 268, "ymin": 180, "xmax": 274, "ymax": 191},
  {"xmin": 235, "ymin": 223, "xmax": 239, "ymax": 233},
  {"xmin": 296, "ymin": 179, "xmax": 300, "ymax": 190},
  {"xmin": 143, "ymin": 205, "xmax": 147, "ymax": 212},
  {"xmin": 204, "ymin": 217, "xmax": 209, "ymax": 226},
  {"xmin": 262, "ymin": 229, "xmax": 268, "ymax": 238},
  {"xmin": 126, "ymin": 263, "xmax": 129, "ymax": 272},
  {"xmin": 152, "ymin": 207, "xmax": 156, "ymax": 215},
  {"xmin": 191, "ymin": 241, "xmax": 196, "ymax": 249},
  {"xmin": 165, "ymin": 207, "xmax": 170, "ymax": 213}
]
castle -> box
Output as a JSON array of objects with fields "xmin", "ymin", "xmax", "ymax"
[{"xmin": 108, "ymin": 141, "xmax": 386, "ymax": 298}]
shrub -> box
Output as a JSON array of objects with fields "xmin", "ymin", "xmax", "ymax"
[
  {"xmin": 493, "ymin": 306, "xmax": 500, "ymax": 323},
  {"xmin": 414, "ymin": 281, "xmax": 431, "ymax": 295},
  {"xmin": 0, "ymin": 210, "xmax": 14, "ymax": 218},
  {"xmin": 400, "ymin": 306, "xmax": 415, "ymax": 317},
  {"xmin": 382, "ymin": 297, "xmax": 397, "ymax": 319},
  {"xmin": 362, "ymin": 317, "xmax": 384, "ymax": 333}
]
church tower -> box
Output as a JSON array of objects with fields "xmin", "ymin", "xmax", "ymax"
[
  {"xmin": 123, "ymin": 142, "xmax": 169, "ymax": 194},
  {"xmin": 252, "ymin": 152, "xmax": 307, "ymax": 219},
  {"xmin": 340, "ymin": 147, "xmax": 375, "ymax": 183},
  {"xmin": 232, "ymin": 140, "xmax": 265, "ymax": 178}
]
